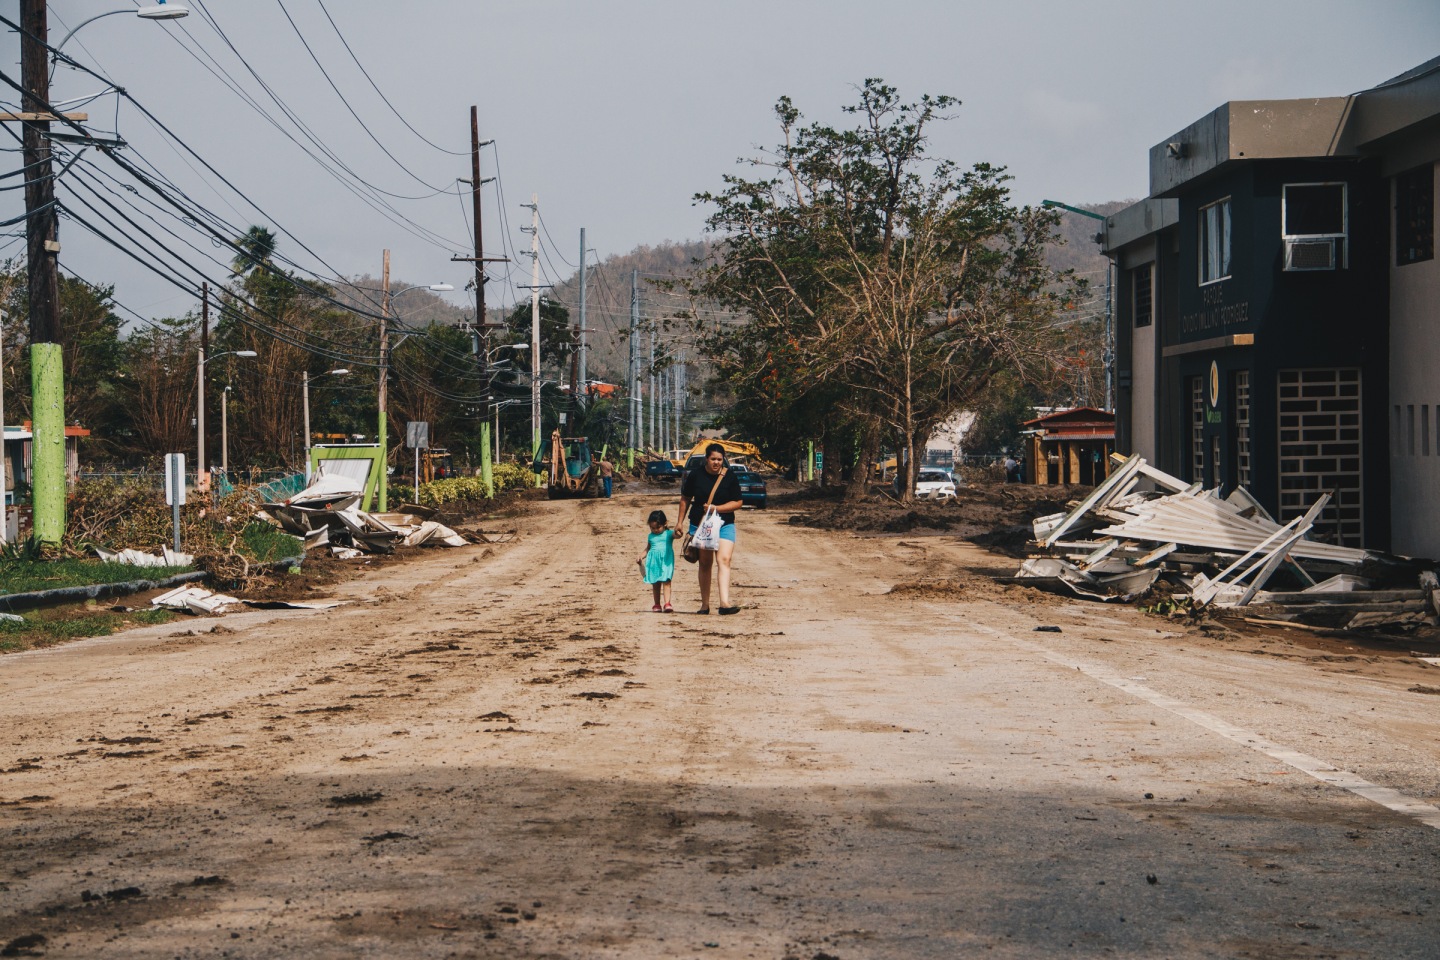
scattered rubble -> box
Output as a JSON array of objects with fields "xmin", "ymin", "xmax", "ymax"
[
  {"xmin": 151, "ymin": 585, "xmax": 346, "ymax": 615},
  {"xmin": 258, "ymin": 474, "xmax": 473, "ymax": 558},
  {"xmin": 1008, "ymin": 454, "xmax": 1437, "ymax": 630}
]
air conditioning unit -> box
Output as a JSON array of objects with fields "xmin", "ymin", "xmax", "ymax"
[{"xmin": 1284, "ymin": 237, "xmax": 1336, "ymax": 271}]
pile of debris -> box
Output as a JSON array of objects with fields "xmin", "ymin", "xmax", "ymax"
[
  {"xmin": 258, "ymin": 475, "xmax": 473, "ymax": 559},
  {"xmin": 1009, "ymin": 454, "xmax": 1438, "ymax": 631}
]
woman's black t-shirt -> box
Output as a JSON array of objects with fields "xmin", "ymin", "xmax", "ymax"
[{"xmin": 682, "ymin": 468, "xmax": 742, "ymax": 527}]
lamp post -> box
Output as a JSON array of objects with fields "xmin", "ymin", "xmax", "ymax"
[
  {"xmin": 1042, "ymin": 200, "xmax": 1113, "ymax": 412},
  {"xmin": 303, "ymin": 368, "xmax": 350, "ymax": 480},
  {"xmin": 489, "ymin": 397, "xmax": 527, "ymax": 464},
  {"xmin": 377, "ymin": 275, "xmax": 454, "ymax": 510},
  {"xmin": 221, "ymin": 385, "xmax": 229, "ymax": 477},
  {"xmin": 197, "ymin": 348, "xmax": 256, "ymax": 491}
]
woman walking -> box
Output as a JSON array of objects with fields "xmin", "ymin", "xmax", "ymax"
[{"xmin": 678, "ymin": 443, "xmax": 744, "ymax": 615}]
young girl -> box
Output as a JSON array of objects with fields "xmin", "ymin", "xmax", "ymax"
[{"xmin": 637, "ymin": 509, "xmax": 680, "ymax": 612}]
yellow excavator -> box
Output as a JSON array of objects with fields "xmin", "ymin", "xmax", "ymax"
[
  {"xmin": 545, "ymin": 429, "xmax": 598, "ymax": 498},
  {"xmin": 681, "ymin": 439, "xmax": 780, "ymax": 474}
]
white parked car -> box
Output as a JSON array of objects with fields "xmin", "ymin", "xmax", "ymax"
[{"xmin": 897, "ymin": 468, "xmax": 958, "ymax": 499}]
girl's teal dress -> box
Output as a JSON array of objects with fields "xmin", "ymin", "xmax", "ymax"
[{"xmin": 643, "ymin": 530, "xmax": 676, "ymax": 584}]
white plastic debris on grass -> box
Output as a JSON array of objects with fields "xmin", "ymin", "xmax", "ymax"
[{"xmin": 96, "ymin": 546, "xmax": 194, "ymax": 567}]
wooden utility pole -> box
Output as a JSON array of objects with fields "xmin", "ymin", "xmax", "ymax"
[
  {"xmin": 20, "ymin": 0, "xmax": 65, "ymax": 542},
  {"xmin": 470, "ymin": 106, "xmax": 486, "ymax": 323},
  {"xmin": 20, "ymin": 0, "xmax": 58, "ymax": 346},
  {"xmin": 577, "ymin": 227, "xmax": 587, "ymax": 400}
]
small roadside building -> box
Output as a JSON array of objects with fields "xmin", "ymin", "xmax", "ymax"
[
  {"xmin": 1103, "ymin": 57, "xmax": 1440, "ymax": 555},
  {"xmin": 1023, "ymin": 407, "xmax": 1115, "ymax": 486},
  {"xmin": 3, "ymin": 424, "xmax": 91, "ymax": 504}
]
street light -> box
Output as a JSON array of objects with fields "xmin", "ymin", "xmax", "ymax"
[
  {"xmin": 197, "ymin": 348, "xmax": 256, "ymax": 491},
  {"xmin": 303, "ymin": 368, "xmax": 350, "ymax": 479},
  {"xmin": 1042, "ymin": 200, "xmax": 1113, "ymax": 412},
  {"xmin": 378, "ymin": 279, "xmax": 454, "ymax": 510},
  {"xmin": 53, "ymin": 4, "xmax": 189, "ymax": 52},
  {"xmin": 486, "ymin": 344, "xmax": 529, "ymax": 462}
]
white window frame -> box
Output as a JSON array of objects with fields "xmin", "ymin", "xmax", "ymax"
[
  {"xmin": 1198, "ymin": 197, "xmax": 1231, "ymax": 286},
  {"xmin": 1282, "ymin": 181, "xmax": 1348, "ymax": 269}
]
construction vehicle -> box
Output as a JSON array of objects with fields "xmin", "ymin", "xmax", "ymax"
[
  {"xmin": 545, "ymin": 430, "xmax": 598, "ymax": 498},
  {"xmin": 421, "ymin": 448, "xmax": 454, "ymax": 483},
  {"xmin": 681, "ymin": 439, "xmax": 781, "ymax": 475}
]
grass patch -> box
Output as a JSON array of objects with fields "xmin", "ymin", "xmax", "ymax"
[
  {"xmin": 0, "ymin": 606, "xmax": 181, "ymax": 654},
  {"xmin": 0, "ymin": 559, "xmax": 194, "ymax": 596},
  {"xmin": 241, "ymin": 523, "xmax": 303, "ymax": 563}
]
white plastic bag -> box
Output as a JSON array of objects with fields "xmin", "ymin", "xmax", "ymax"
[{"xmin": 693, "ymin": 507, "xmax": 723, "ymax": 551}]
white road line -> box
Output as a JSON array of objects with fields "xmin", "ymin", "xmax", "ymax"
[{"xmin": 972, "ymin": 624, "xmax": 1440, "ymax": 831}]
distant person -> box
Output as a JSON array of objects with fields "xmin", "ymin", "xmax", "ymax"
[
  {"xmin": 1003, "ymin": 455, "xmax": 1019, "ymax": 483},
  {"xmin": 599, "ymin": 459, "xmax": 614, "ymax": 498},
  {"xmin": 637, "ymin": 509, "xmax": 680, "ymax": 612},
  {"xmin": 678, "ymin": 443, "xmax": 744, "ymax": 615}
]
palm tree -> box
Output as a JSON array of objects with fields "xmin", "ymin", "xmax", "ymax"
[{"xmin": 231, "ymin": 225, "xmax": 278, "ymax": 276}]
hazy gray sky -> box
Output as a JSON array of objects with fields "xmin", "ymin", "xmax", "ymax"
[{"xmin": 4, "ymin": 0, "xmax": 1438, "ymax": 325}]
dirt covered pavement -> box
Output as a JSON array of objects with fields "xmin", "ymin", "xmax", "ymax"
[{"xmin": 2, "ymin": 486, "xmax": 1439, "ymax": 958}]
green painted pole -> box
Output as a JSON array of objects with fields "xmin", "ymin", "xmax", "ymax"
[
  {"xmin": 807, "ymin": 440, "xmax": 815, "ymax": 482},
  {"xmin": 480, "ymin": 423, "xmax": 493, "ymax": 498},
  {"xmin": 30, "ymin": 342, "xmax": 65, "ymax": 544}
]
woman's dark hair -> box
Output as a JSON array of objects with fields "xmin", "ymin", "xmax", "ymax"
[
  {"xmin": 647, "ymin": 510, "xmax": 668, "ymax": 526},
  {"xmin": 704, "ymin": 442, "xmax": 726, "ymax": 458}
]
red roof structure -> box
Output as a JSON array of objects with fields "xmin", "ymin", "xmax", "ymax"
[{"xmin": 1023, "ymin": 407, "xmax": 1115, "ymax": 440}]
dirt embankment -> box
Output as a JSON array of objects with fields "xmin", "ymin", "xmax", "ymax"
[{"xmin": 778, "ymin": 480, "xmax": 1076, "ymax": 554}]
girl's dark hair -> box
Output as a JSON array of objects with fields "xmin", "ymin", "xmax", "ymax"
[
  {"xmin": 647, "ymin": 510, "xmax": 668, "ymax": 526},
  {"xmin": 705, "ymin": 442, "xmax": 725, "ymax": 458}
]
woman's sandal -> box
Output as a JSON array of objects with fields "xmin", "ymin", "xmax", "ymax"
[
  {"xmin": 663, "ymin": 603, "xmax": 673, "ymax": 613},
  {"xmin": 718, "ymin": 606, "xmax": 741, "ymax": 615},
  {"xmin": 695, "ymin": 608, "xmax": 710, "ymax": 615}
]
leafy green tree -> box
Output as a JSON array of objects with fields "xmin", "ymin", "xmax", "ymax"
[
  {"xmin": 0, "ymin": 262, "xmax": 126, "ymax": 457},
  {"xmin": 692, "ymin": 81, "xmax": 1077, "ymax": 500}
]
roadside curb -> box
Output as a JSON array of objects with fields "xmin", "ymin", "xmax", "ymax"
[{"xmin": 0, "ymin": 555, "xmax": 304, "ymax": 614}]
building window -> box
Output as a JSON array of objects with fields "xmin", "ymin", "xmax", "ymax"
[
  {"xmin": 1233, "ymin": 370, "xmax": 1251, "ymax": 488},
  {"xmin": 1396, "ymin": 164, "xmax": 1434, "ymax": 266},
  {"xmin": 1189, "ymin": 376, "xmax": 1205, "ymax": 484},
  {"xmin": 1132, "ymin": 262, "xmax": 1154, "ymax": 328},
  {"xmin": 1198, "ymin": 198, "xmax": 1231, "ymax": 285},
  {"xmin": 1278, "ymin": 369, "xmax": 1363, "ymax": 547},
  {"xmin": 1282, "ymin": 182, "xmax": 1347, "ymax": 270}
]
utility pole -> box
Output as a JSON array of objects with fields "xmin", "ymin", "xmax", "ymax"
[
  {"xmin": 197, "ymin": 283, "xmax": 208, "ymax": 490},
  {"xmin": 378, "ymin": 249, "xmax": 391, "ymax": 511},
  {"xmin": 577, "ymin": 227, "xmax": 587, "ymax": 401},
  {"xmin": 524, "ymin": 196, "xmax": 541, "ymax": 474},
  {"xmin": 20, "ymin": 0, "xmax": 64, "ymax": 543},
  {"xmin": 470, "ymin": 106, "xmax": 486, "ymax": 323},
  {"xmin": 648, "ymin": 326, "xmax": 656, "ymax": 453},
  {"xmin": 674, "ymin": 349, "xmax": 683, "ymax": 450},
  {"xmin": 630, "ymin": 269, "xmax": 640, "ymax": 460}
]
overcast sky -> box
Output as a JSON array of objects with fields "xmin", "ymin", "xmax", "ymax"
[{"xmin": 3, "ymin": 0, "xmax": 1437, "ymax": 326}]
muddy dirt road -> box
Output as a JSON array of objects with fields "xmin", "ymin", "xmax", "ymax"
[{"xmin": 2, "ymin": 492, "xmax": 1439, "ymax": 958}]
